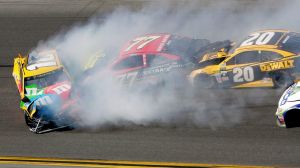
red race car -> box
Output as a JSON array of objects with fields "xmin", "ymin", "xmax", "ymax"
[
  {"xmin": 108, "ymin": 33, "xmax": 211, "ymax": 89},
  {"xmin": 86, "ymin": 33, "xmax": 231, "ymax": 90}
]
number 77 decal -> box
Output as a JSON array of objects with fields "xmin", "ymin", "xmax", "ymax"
[
  {"xmin": 233, "ymin": 66, "xmax": 254, "ymax": 82},
  {"xmin": 124, "ymin": 35, "xmax": 161, "ymax": 51}
]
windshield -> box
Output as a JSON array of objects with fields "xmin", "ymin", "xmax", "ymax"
[
  {"xmin": 24, "ymin": 69, "xmax": 69, "ymax": 89},
  {"xmin": 163, "ymin": 35, "xmax": 209, "ymax": 58}
]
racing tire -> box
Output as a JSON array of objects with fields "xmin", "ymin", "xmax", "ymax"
[
  {"xmin": 283, "ymin": 109, "xmax": 300, "ymax": 128},
  {"xmin": 24, "ymin": 111, "xmax": 46, "ymax": 134},
  {"xmin": 24, "ymin": 111, "xmax": 35, "ymax": 127},
  {"xmin": 271, "ymin": 71, "xmax": 294, "ymax": 89},
  {"xmin": 193, "ymin": 75, "xmax": 216, "ymax": 89}
]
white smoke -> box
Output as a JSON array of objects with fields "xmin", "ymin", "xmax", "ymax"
[{"xmin": 32, "ymin": 0, "xmax": 300, "ymax": 129}]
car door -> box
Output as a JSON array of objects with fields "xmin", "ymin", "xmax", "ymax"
[
  {"xmin": 221, "ymin": 50, "xmax": 264, "ymax": 87},
  {"xmin": 143, "ymin": 54, "xmax": 180, "ymax": 85},
  {"xmin": 112, "ymin": 54, "xmax": 145, "ymax": 86},
  {"xmin": 258, "ymin": 50, "xmax": 285, "ymax": 74},
  {"xmin": 258, "ymin": 50, "xmax": 295, "ymax": 87}
]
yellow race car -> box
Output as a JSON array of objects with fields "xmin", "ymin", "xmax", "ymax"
[
  {"xmin": 190, "ymin": 29, "xmax": 300, "ymax": 88},
  {"xmin": 12, "ymin": 50, "xmax": 77, "ymax": 133}
]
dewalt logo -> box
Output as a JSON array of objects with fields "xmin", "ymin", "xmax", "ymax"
[{"xmin": 260, "ymin": 60, "xmax": 294, "ymax": 72}]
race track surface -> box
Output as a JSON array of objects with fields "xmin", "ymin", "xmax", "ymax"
[{"xmin": 0, "ymin": 1, "xmax": 300, "ymax": 167}]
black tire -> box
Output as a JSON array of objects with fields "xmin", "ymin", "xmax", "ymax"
[
  {"xmin": 24, "ymin": 111, "xmax": 47, "ymax": 133},
  {"xmin": 24, "ymin": 111, "xmax": 35, "ymax": 127},
  {"xmin": 271, "ymin": 71, "xmax": 294, "ymax": 89},
  {"xmin": 193, "ymin": 75, "xmax": 216, "ymax": 89},
  {"xmin": 284, "ymin": 109, "xmax": 300, "ymax": 128}
]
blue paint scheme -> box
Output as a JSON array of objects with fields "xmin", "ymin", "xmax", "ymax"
[{"xmin": 280, "ymin": 84, "xmax": 297, "ymax": 106}]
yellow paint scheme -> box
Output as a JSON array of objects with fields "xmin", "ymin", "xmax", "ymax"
[
  {"xmin": 12, "ymin": 55, "xmax": 24, "ymax": 97},
  {"xmin": 191, "ymin": 65, "xmax": 220, "ymax": 76},
  {"xmin": 0, "ymin": 156, "xmax": 275, "ymax": 168},
  {"xmin": 199, "ymin": 50, "xmax": 228, "ymax": 63},
  {"xmin": 12, "ymin": 50, "xmax": 64, "ymax": 98},
  {"xmin": 22, "ymin": 50, "xmax": 63, "ymax": 78},
  {"xmin": 190, "ymin": 29, "xmax": 300, "ymax": 88},
  {"xmin": 259, "ymin": 59, "xmax": 294, "ymax": 72},
  {"xmin": 232, "ymin": 79, "xmax": 274, "ymax": 88}
]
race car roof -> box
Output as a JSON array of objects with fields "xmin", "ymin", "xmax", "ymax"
[
  {"xmin": 278, "ymin": 31, "xmax": 300, "ymax": 54},
  {"xmin": 23, "ymin": 50, "xmax": 63, "ymax": 78},
  {"xmin": 235, "ymin": 29, "xmax": 291, "ymax": 51},
  {"xmin": 234, "ymin": 29, "xmax": 300, "ymax": 55},
  {"xmin": 119, "ymin": 33, "xmax": 172, "ymax": 57}
]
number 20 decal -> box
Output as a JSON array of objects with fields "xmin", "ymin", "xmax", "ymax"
[
  {"xmin": 240, "ymin": 32, "xmax": 275, "ymax": 47},
  {"xmin": 233, "ymin": 66, "xmax": 254, "ymax": 82}
]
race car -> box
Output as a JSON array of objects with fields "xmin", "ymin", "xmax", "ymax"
[
  {"xmin": 12, "ymin": 50, "xmax": 78, "ymax": 133},
  {"xmin": 96, "ymin": 33, "xmax": 230, "ymax": 89},
  {"xmin": 276, "ymin": 82, "xmax": 300, "ymax": 128},
  {"xmin": 190, "ymin": 29, "xmax": 300, "ymax": 89}
]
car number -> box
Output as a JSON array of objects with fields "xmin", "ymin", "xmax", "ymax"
[
  {"xmin": 117, "ymin": 71, "xmax": 138, "ymax": 86},
  {"xmin": 233, "ymin": 66, "xmax": 254, "ymax": 82},
  {"xmin": 124, "ymin": 35, "xmax": 161, "ymax": 51},
  {"xmin": 240, "ymin": 32, "xmax": 275, "ymax": 47}
]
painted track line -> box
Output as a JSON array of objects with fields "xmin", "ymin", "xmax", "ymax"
[{"xmin": 0, "ymin": 156, "xmax": 275, "ymax": 168}]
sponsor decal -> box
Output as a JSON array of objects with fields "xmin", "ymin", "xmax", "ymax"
[
  {"xmin": 260, "ymin": 60, "xmax": 294, "ymax": 72},
  {"xmin": 280, "ymin": 84, "xmax": 296, "ymax": 106},
  {"xmin": 215, "ymin": 71, "xmax": 228, "ymax": 83},
  {"xmin": 25, "ymin": 84, "xmax": 44, "ymax": 96},
  {"xmin": 143, "ymin": 62, "xmax": 183, "ymax": 76},
  {"xmin": 36, "ymin": 95, "xmax": 53, "ymax": 106},
  {"xmin": 124, "ymin": 35, "xmax": 161, "ymax": 52}
]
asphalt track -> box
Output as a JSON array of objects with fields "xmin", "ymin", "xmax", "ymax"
[{"xmin": 0, "ymin": 1, "xmax": 300, "ymax": 168}]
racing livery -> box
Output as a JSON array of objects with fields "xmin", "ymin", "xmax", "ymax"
[
  {"xmin": 12, "ymin": 50, "xmax": 77, "ymax": 133},
  {"xmin": 103, "ymin": 33, "xmax": 230, "ymax": 89},
  {"xmin": 190, "ymin": 30, "xmax": 300, "ymax": 88},
  {"xmin": 276, "ymin": 82, "xmax": 300, "ymax": 128}
]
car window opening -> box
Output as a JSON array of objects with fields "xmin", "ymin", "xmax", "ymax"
[{"xmin": 113, "ymin": 55, "xmax": 143, "ymax": 70}]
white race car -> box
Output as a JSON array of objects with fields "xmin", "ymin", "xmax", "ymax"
[{"xmin": 276, "ymin": 82, "xmax": 300, "ymax": 128}]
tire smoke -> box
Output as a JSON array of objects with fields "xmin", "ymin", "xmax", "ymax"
[{"xmin": 32, "ymin": 0, "xmax": 300, "ymax": 129}]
